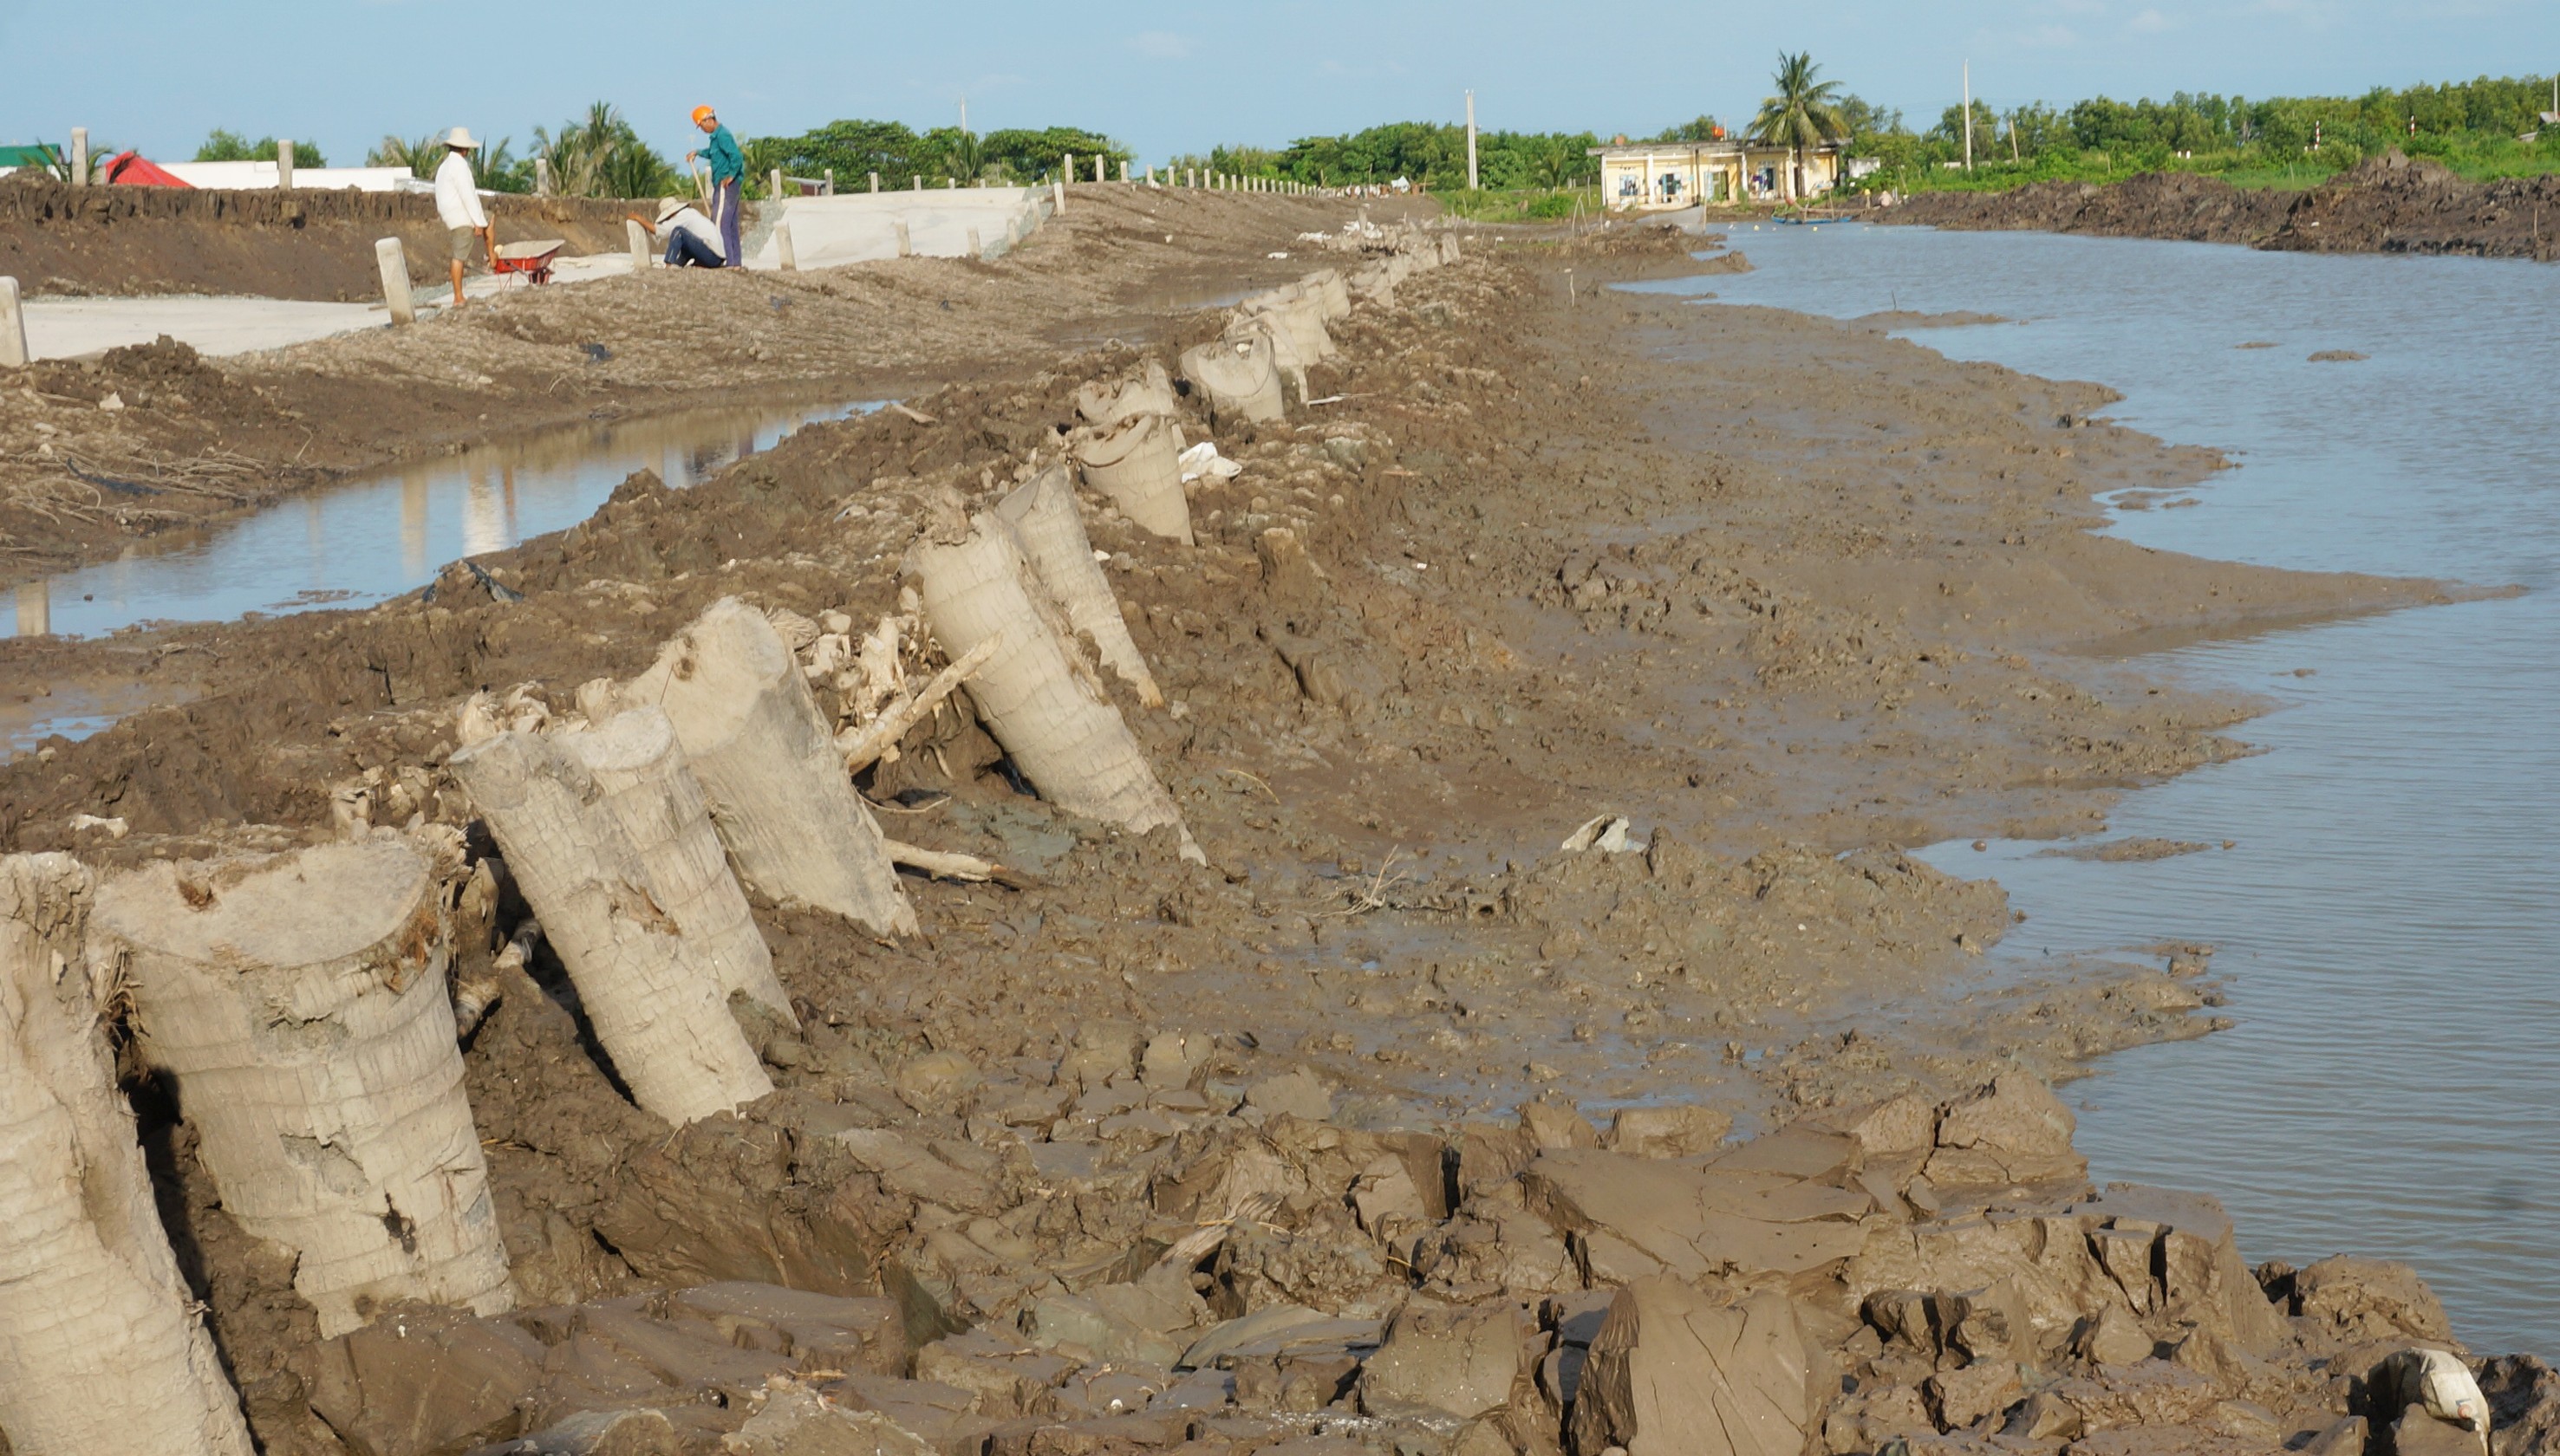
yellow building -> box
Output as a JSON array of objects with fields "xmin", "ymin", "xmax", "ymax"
[{"xmin": 1590, "ymin": 140, "xmax": 1846, "ymax": 210}]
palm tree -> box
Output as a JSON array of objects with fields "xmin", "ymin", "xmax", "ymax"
[
  {"xmin": 1749, "ymin": 51, "xmax": 1847, "ymax": 204},
  {"xmin": 942, "ymin": 129, "xmax": 986, "ymax": 185},
  {"xmin": 532, "ymin": 102, "xmax": 670, "ymax": 199},
  {"xmin": 366, "ymin": 133, "xmax": 441, "ymax": 179}
]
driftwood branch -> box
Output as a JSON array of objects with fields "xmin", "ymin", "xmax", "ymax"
[
  {"xmin": 837, "ymin": 637, "xmax": 999, "ymax": 774},
  {"xmin": 883, "ymin": 840, "xmax": 1029, "ymax": 887}
]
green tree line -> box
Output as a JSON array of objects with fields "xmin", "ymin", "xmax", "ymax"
[
  {"xmin": 1860, "ymin": 73, "xmax": 2560, "ymax": 192},
  {"xmin": 330, "ymin": 107, "xmax": 1132, "ymax": 198},
  {"xmin": 1170, "ymin": 123, "xmax": 1602, "ymax": 190},
  {"xmin": 192, "ymin": 130, "xmax": 328, "ymax": 166}
]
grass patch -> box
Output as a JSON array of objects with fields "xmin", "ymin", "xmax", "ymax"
[{"xmin": 1435, "ymin": 186, "xmax": 1606, "ymax": 223}]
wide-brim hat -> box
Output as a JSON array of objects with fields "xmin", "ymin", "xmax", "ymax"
[
  {"xmin": 655, "ymin": 196, "xmax": 687, "ymax": 225},
  {"xmin": 445, "ymin": 127, "xmax": 480, "ymax": 150}
]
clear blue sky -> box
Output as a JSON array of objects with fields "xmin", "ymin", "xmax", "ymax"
[{"xmin": 2, "ymin": 0, "xmax": 2551, "ymax": 166}]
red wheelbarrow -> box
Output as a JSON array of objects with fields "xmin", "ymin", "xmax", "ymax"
[{"xmin": 492, "ymin": 238, "xmax": 566, "ymax": 285}]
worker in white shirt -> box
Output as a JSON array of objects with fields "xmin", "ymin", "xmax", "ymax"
[
  {"xmin": 626, "ymin": 197, "xmax": 727, "ymax": 268},
  {"xmin": 432, "ymin": 127, "xmax": 497, "ymax": 308}
]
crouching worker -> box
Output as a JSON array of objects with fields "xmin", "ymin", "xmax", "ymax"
[{"xmin": 629, "ymin": 196, "xmax": 726, "ymax": 269}]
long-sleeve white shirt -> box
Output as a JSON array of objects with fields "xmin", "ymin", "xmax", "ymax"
[{"xmin": 433, "ymin": 151, "xmax": 488, "ymax": 231}]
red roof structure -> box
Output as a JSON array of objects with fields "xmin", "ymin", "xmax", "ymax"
[{"xmin": 102, "ymin": 151, "xmax": 192, "ymax": 187}]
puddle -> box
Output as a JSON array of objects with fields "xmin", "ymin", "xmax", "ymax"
[{"xmin": 6, "ymin": 398, "xmax": 880, "ymax": 645}]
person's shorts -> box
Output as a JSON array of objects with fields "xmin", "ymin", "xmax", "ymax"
[{"xmin": 448, "ymin": 227, "xmax": 476, "ymax": 263}]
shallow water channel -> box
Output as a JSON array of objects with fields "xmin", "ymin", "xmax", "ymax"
[
  {"xmin": 4, "ymin": 398, "xmax": 874, "ymax": 643},
  {"xmin": 1634, "ymin": 224, "xmax": 2560, "ymax": 1354}
]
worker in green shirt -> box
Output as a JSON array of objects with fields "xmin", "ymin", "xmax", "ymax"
[{"xmin": 687, "ymin": 105, "xmax": 746, "ymax": 268}]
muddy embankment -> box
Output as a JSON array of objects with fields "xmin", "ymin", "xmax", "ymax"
[
  {"xmin": 0, "ymin": 174, "xmax": 645, "ymax": 300},
  {"xmin": 0, "ymin": 186, "xmax": 1408, "ymax": 587},
  {"xmin": 1886, "ymin": 147, "xmax": 2560, "ymax": 260},
  {"xmin": 0, "ymin": 215, "xmax": 2536, "ymax": 1456}
]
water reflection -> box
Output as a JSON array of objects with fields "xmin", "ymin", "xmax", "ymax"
[
  {"xmin": 13, "ymin": 582, "xmax": 46, "ymax": 637},
  {"xmin": 1632, "ymin": 226, "xmax": 2560, "ymax": 1353},
  {"xmin": 3, "ymin": 399, "xmax": 876, "ymax": 641}
]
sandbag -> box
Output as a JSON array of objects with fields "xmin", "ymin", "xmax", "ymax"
[
  {"xmin": 906, "ymin": 516, "xmax": 1202, "ymax": 864},
  {"xmin": 996, "ymin": 465, "xmax": 1163, "ymax": 706},
  {"xmin": 1227, "ymin": 314, "xmax": 1311, "ymax": 406},
  {"xmin": 1299, "ymin": 269, "xmax": 1352, "ymax": 322},
  {"xmin": 1072, "ymin": 360, "xmax": 1180, "ymax": 428},
  {"xmin": 1242, "ymin": 296, "xmax": 1335, "ymax": 364},
  {"xmin": 1178, "ymin": 334, "xmax": 1285, "ymax": 425},
  {"xmin": 1074, "ymin": 413, "xmax": 1194, "ymax": 543}
]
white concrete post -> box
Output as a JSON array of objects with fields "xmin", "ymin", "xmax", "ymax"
[
  {"xmin": 627, "ymin": 218, "xmax": 652, "ymax": 267},
  {"xmin": 0, "ymin": 276, "xmax": 28, "ymax": 369},
  {"xmin": 1052, "ymin": 179, "xmax": 1065, "ymax": 212},
  {"xmin": 535, "ymin": 158, "xmax": 552, "ymax": 196},
  {"xmin": 912, "ymin": 175, "xmax": 922, "ymax": 191},
  {"xmin": 966, "ymin": 225, "xmax": 980, "ymax": 257},
  {"xmin": 948, "ymin": 176, "xmax": 956, "ymax": 189},
  {"xmin": 777, "ymin": 220, "xmax": 797, "ymax": 270},
  {"xmin": 1963, "ymin": 61, "xmax": 1974, "ymax": 173},
  {"xmin": 278, "ymin": 139, "xmax": 296, "ymax": 191},
  {"xmin": 770, "ymin": 166, "xmax": 785, "ymax": 200},
  {"xmin": 895, "ymin": 218, "xmax": 911, "ymax": 257},
  {"xmin": 825, "ymin": 168, "xmax": 835, "ymax": 194},
  {"xmin": 870, "ymin": 171, "xmax": 880, "ymax": 192},
  {"xmin": 1120, "ymin": 159, "xmax": 1130, "ymax": 183},
  {"xmin": 1466, "ymin": 89, "xmax": 1479, "ymax": 191},
  {"xmin": 1094, "ymin": 155, "xmax": 1104, "ymax": 183},
  {"xmin": 1064, "ymin": 153, "xmax": 1074, "ymax": 187},
  {"xmin": 68, "ymin": 128, "xmax": 88, "ymax": 186},
  {"xmin": 375, "ymin": 238, "xmax": 415, "ymax": 326}
]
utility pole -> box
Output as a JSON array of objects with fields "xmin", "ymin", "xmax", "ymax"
[
  {"xmin": 1466, "ymin": 90, "xmax": 1480, "ymax": 191},
  {"xmin": 1963, "ymin": 62, "xmax": 1974, "ymax": 172},
  {"xmin": 959, "ymin": 97, "xmax": 967, "ymax": 133}
]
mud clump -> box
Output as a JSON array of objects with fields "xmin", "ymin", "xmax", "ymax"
[{"xmin": 260, "ymin": 1069, "xmax": 2518, "ymax": 1456}]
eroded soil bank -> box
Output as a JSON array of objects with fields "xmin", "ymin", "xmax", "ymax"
[
  {"xmin": 0, "ymin": 213, "xmax": 2528, "ymax": 1456},
  {"xmin": 1886, "ymin": 148, "xmax": 2560, "ymax": 261},
  {"xmin": 0, "ymin": 185, "xmax": 1397, "ymax": 587}
]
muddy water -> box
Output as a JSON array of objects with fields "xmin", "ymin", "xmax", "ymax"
[
  {"xmin": 3, "ymin": 399, "xmax": 876, "ymax": 643},
  {"xmin": 1635, "ymin": 225, "xmax": 2560, "ymax": 1354}
]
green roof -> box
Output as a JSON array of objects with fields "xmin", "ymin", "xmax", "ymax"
[{"xmin": 0, "ymin": 144, "xmax": 62, "ymax": 167}]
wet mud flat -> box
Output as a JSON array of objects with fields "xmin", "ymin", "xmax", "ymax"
[{"xmin": 0, "ymin": 219, "xmax": 2528, "ymax": 1456}]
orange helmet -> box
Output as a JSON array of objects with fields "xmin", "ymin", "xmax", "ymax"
[{"xmin": 691, "ymin": 105, "xmax": 717, "ymax": 126}]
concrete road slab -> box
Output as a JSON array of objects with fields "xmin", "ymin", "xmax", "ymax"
[{"xmin": 23, "ymin": 296, "xmax": 383, "ymax": 361}]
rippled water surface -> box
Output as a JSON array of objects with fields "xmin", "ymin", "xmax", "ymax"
[
  {"xmin": 5, "ymin": 399, "xmax": 873, "ymax": 642},
  {"xmin": 1634, "ymin": 224, "xmax": 2560, "ymax": 1353}
]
